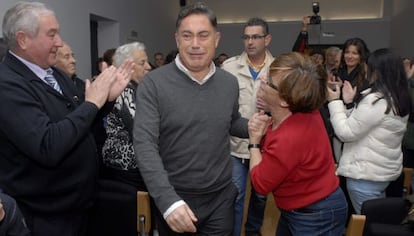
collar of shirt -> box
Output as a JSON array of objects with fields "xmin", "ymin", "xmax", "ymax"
[
  {"xmin": 174, "ymin": 54, "xmax": 216, "ymax": 85},
  {"xmin": 9, "ymin": 50, "xmax": 50, "ymax": 82}
]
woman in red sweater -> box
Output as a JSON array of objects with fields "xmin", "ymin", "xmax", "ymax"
[{"xmin": 248, "ymin": 52, "xmax": 347, "ymax": 235}]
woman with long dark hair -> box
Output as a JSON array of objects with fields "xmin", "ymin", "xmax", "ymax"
[
  {"xmin": 327, "ymin": 48, "xmax": 410, "ymax": 214},
  {"xmin": 336, "ymin": 37, "xmax": 370, "ymax": 105}
]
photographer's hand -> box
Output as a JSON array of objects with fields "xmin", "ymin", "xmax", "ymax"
[
  {"xmin": 404, "ymin": 58, "xmax": 414, "ymax": 79},
  {"xmin": 302, "ymin": 16, "xmax": 310, "ymax": 32}
]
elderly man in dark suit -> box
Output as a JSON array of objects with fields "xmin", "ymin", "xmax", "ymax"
[{"xmin": 0, "ymin": 2, "xmax": 134, "ymax": 236}]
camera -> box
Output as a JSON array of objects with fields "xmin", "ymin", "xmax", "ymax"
[{"xmin": 309, "ymin": 2, "xmax": 321, "ymax": 25}]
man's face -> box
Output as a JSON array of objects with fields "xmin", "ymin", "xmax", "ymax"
[
  {"xmin": 19, "ymin": 14, "xmax": 63, "ymax": 69},
  {"xmin": 175, "ymin": 14, "xmax": 220, "ymax": 75},
  {"xmin": 243, "ymin": 25, "xmax": 271, "ymax": 58},
  {"xmin": 326, "ymin": 51, "xmax": 338, "ymax": 67},
  {"xmin": 131, "ymin": 49, "xmax": 151, "ymax": 83},
  {"xmin": 55, "ymin": 44, "xmax": 76, "ymax": 77},
  {"xmin": 154, "ymin": 54, "xmax": 165, "ymax": 67},
  {"xmin": 311, "ymin": 53, "xmax": 324, "ymax": 65}
]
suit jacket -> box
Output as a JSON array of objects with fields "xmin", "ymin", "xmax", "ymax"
[{"xmin": 0, "ymin": 52, "xmax": 99, "ymax": 215}]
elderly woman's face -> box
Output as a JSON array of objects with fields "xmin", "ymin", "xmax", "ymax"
[
  {"xmin": 131, "ymin": 49, "xmax": 151, "ymax": 83},
  {"xmin": 257, "ymin": 72, "xmax": 283, "ymax": 110}
]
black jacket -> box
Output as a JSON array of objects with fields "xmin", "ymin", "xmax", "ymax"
[{"xmin": 0, "ymin": 52, "xmax": 99, "ymax": 215}]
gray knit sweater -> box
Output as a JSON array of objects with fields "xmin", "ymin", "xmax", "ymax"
[{"xmin": 133, "ymin": 62, "xmax": 248, "ymax": 214}]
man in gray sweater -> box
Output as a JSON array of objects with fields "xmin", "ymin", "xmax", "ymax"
[{"xmin": 133, "ymin": 2, "xmax": 249, "ymax": 235}]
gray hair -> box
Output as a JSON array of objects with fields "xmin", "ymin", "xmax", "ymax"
[
  {"xmin": 325, "ymin": 46, "xmax": 341, "ymax": 56},
  {"xmin": 2, "ymin": 2, "xmax": 55, "ymax": 50},
  {"xmin": 113, "ymin": 42, "xmax": 146, "ymax": 67}
]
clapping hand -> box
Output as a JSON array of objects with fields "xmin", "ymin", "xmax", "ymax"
[
  {"xmin": 404, "ymin": 58, "xmax": 414, "ymax": 79},
  {"xmin": 108, "ymin": 59, "xmax": 135, "ymax": 101},
  {"xmin": 342, "ymin": 80, "xmax": 357, "ymax": 104},
  {"xmin": 85, "ymin": 60, "xmax": 135, "ymax": 108},
  {"xmin": 85, "ymin": 66, "xmax": 117, "ymax": 108}
]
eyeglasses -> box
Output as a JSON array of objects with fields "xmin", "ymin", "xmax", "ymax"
[
  {"xmin": 241, "ymin": 34, "xmax": 267, "ymax": 41},
  {"xmin": 266, "ymin": 81, "xmax": 278, "ymax": 91}
]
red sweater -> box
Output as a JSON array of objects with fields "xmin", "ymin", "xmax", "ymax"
[{"xmin": 250, "ymin": 110, "xmax": 339, "ymax": 210}]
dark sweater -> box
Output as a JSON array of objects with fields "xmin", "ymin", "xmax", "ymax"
[{"xmin": 133, "ymin": 62, "xmax": 248, "ymax": 213}]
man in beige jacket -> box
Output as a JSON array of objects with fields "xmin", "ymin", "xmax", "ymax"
[{"xmin": 221, "ymin": 17, "xmax": 274, "ymax": 236}]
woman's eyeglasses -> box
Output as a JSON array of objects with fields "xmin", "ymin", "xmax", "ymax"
[{"xmin": 266, "ymin": 81, "xmax": 278, "ymax": 91}]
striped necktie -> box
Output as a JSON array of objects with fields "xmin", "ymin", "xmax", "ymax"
[{"xmin": 44, "ymin": 68, "xmax": 62, "ymax": 94}]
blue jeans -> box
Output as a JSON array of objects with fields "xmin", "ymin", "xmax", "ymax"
[
  {"xmin": 232, "ymin": 156, "xmax": 267, "ymax": 236},
  {"xmin": 276, "ymin": 187, "xmax": 348, "ymax": 236},
  {"xmin": 346, "ymin": 178, "xmax": 390, "ymax": 214}
]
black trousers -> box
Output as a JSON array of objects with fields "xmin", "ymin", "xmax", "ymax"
[
  {"xmin": 155, "ymin": 183, "xmax": 238, "ymax": 236},
  {"xmin": 20, "ymin": 206, "xmax": 89, "ymax": 236}
]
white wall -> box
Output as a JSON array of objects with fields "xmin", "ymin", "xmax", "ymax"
[{"xmin": 0, "ymin": 0, "xmax": 178, "ymax": 78}]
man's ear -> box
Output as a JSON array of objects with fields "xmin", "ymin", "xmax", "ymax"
[
  {"xmin": 264, "ymin": 34, "xmax": 272, "ymax": 47},
  {"xmin": 214, "ymin": 31, "xmax": 221, "ymax": 49},
  {"xmin": 16, "ymin": 31, "xmax": 28, "ymax": 50},
  {"xmin": 175, "ymin": 32, "xmax": 179, "ymax": 48}
]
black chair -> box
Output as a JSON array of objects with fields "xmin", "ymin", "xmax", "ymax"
[
  {"xmin": 87, "ymin": 179, "xmax": 138, "ymax": 236},
  {"xmin": 386, "ymin": 171, "xmax": 405, "ymax": 197},
  {"xmin": 361, "ymin": 197, "xmax": 413, "ymax": 236}
]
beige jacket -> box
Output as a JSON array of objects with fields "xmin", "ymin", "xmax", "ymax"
[{"xmin": 222, "ymin": 50, "xmax": 274, "ymax": 159}]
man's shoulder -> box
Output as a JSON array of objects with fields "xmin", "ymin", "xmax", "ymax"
[
  {"xmin": 0, "ymin": 62, "xmax": 23, "ymax": 83},
  {"xmin": 73, "ymin": 75, "xmax": 85, "ymax": 84},
  {"xmin": 222, "ymin": 55, "xmax": 241, "ymax": 67},
  {"xmin": 148, "ymin": 62, "xmax": 177, "ymax": 77},
  {"xmin": 215, "ymin": 68, "xmax": 239, "ymax": 86}
]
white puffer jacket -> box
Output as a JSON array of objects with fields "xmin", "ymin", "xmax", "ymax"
[{"xmin": 328, "ymin": 89, "xmax": 408, "ymax": 181}]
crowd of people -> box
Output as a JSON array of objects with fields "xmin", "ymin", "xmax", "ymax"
[{"xmin": 0, "ymin": 1, "xmax": 413, "ymax": 236}]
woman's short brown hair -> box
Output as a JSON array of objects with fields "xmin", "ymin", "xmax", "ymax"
[{"xmin": 269, "ymin": 52, "xmax": 327, "ymax": 113}]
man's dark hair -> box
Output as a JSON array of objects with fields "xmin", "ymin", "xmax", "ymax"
[
  {"xmin": 244, "ymin": 17, "xmax": 269, "ymax": 35},
  {"xmin": 154, "ymin": 52, "xmax": 163, "ymax": 57},
  {"xmin": 176, "ymin": 2, "xmax": 217, "ymax": 30},
  {"xmin": 103, "ymin": 48, "xmax": 116, "ymax": 66}
]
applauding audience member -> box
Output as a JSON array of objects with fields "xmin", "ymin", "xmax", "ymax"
[
  {"xmin": 327, "ymin": 48, "xmax": 410, "ymax": 213},
  {"xmin": 102, "ymin": 41, "xmax": 151, "ymax": 189},
  {"xmin": 0, "ymin": 2, "xmax": 134, "ymax": 235}
]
